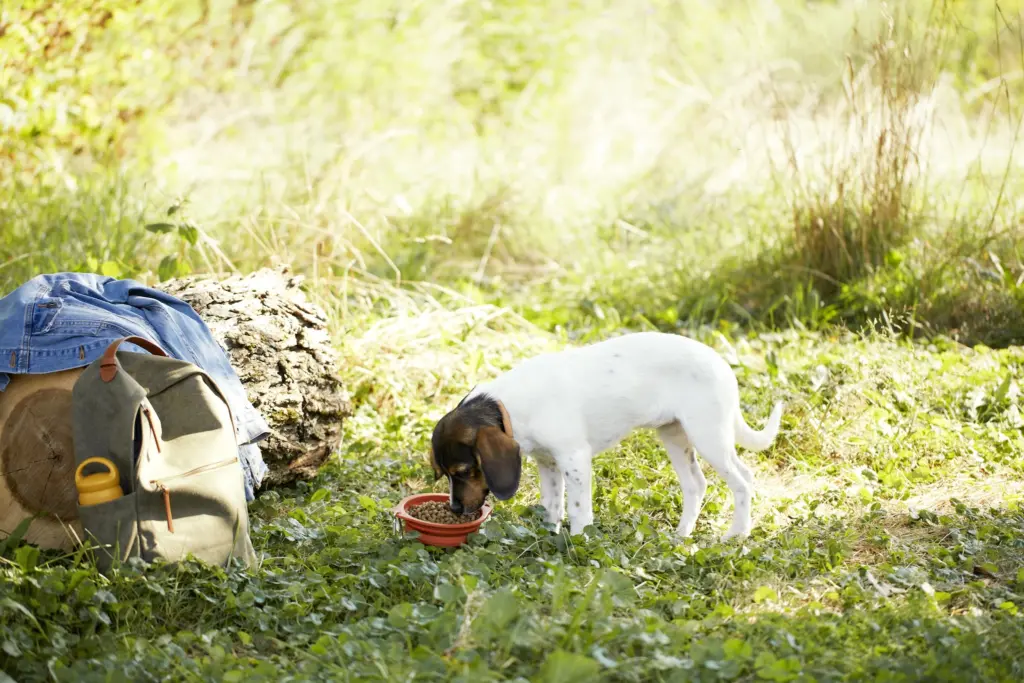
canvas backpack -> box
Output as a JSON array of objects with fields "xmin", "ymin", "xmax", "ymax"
[{"xmin": 72, "ymin": 336, "xmax": 257, "ymax": 573}]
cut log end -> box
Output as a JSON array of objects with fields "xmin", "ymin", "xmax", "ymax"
[
  {"xmin": 0, "ymin": 368, "xmax": 85, "ymax": 550},
  {"xmin": 1, "ymin": 388, "xmax": 79, "ymax": 521}
]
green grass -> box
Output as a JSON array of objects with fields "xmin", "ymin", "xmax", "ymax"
[
  {"xmin": 4, "ymin": 314, "xmax": 1024, "ymax": 681},
  {"xmin": 3, "ymin": 0, "xmax": 1024, "ymax": 680}
]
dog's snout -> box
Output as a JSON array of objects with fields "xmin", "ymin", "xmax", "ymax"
[{"xmin": 448, "ymin": 499, "xmax": 465, "ymax": 514}]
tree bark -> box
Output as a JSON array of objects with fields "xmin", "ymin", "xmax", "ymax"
[{"xmin": 161, "ymin": 267, "xmax": 350, "ymax": 487}]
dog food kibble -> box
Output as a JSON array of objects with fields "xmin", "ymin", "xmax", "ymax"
[{"xmin": 408, "ymin": 501, "xmax": 481, "ymax": 525}]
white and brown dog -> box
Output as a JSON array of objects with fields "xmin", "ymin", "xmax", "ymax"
[{"xmin": 429, "ymin": 331, "xmax": 783, "ymax": 540}]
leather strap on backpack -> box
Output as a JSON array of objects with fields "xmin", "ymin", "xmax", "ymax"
[{"xmin": 100, "ymin": 336, "xmax": 169, "ymax": 382}]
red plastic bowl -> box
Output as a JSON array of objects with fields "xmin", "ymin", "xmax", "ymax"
[{"xmin": 393, "ymin": 493, "xmax": 492, "ymax": 547}]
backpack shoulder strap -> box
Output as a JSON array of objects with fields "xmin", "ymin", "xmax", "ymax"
[
  {"xmin": 100, "ymin": 336, "xmax": 168, "ymax": 382},
  {"xmin": 73, "ymin": 337, "xmax": 154, "ymax": 494}
]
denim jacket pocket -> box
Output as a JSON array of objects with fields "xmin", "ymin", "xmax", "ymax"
[{"xmin": 31, "ymin": 298, "xmax": 64, "ymax": 334}]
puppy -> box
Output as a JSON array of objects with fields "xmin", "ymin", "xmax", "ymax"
[{"xmin": 429, "ymin": 331, "xmax": 783, "ymax": 540}]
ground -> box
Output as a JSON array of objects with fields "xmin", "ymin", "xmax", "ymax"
[
  {"xmin": 2, "ymin": 309, "xmax": 1022, "ymax": 682},
  {"xmin": 1, "ymin": 1, "xmax": 1024, "ymax": 681}
]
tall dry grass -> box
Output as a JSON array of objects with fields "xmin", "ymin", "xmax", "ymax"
[
  {"xmin": 3, "ymin": 0, "xmax": 1023, "ymax": 343},
  {"xmin": 769, "ymin": 5, "xmax": 944, "ymax": 288}
]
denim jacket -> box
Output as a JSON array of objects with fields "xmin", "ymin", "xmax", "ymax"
[{"xmin": 0, "ymin": 273, "xmax": 268, "ymax": 500}]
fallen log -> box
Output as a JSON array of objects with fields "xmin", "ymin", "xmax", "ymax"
[
  {"xmin": 0, "ymin": 267, "xmax": 349, "ymax": 549},
  {"xmin": 161, "ymin": 268, "xmax": 351, "ymax": 486}
]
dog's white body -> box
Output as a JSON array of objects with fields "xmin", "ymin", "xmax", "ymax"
[{"xmin": 465, "ymin": 332, "xmax": 783, "ymax": 540}]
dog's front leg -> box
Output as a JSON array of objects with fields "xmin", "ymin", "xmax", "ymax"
[
  {"xmin": 562, "ymin": 450, "xmax": 594, "ymax": 536},
  {"xmin": 536, "ymin": 460, "xmax": 565, "ymax": 529}
]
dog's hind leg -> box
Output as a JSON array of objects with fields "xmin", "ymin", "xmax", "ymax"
[
  {"xmin": 732, "ymin": 452, "xmax": 754, "ymax": 486},
  {"xmin": 658, "ymin": 421, "xmax": 707, "ymax": 539},
  {"xmin": 679, "ymin": 413, "xmax": 754, "ymax": 541}
]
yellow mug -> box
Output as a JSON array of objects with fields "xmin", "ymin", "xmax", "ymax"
[{"xmin": 75, "ymin": 457, "xmax": 124, "ymax": 506}]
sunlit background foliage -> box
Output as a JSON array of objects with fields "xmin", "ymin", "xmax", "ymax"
[{"xmin": 2, "ymin": 1, "xmax": 1024, "ymax": 680}]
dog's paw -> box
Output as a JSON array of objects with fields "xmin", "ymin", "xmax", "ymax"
[
  {"xmin": 720, "ymin": 527, "xmax": 751, "ymax": 542},
  {"xmin": 674, "ymin": 523, "xmax": 696, "ymax": 539},
  {"xmin": 567, "ymin": 523, "xmax": 594, "ymax": 541}
]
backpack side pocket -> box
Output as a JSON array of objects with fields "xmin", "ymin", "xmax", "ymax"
[{"xmin": 77, "ymin": 492, "xmax": 140, "ymax": 574}]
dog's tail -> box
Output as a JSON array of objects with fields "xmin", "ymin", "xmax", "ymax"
[{"xmin": 734, "ymin": 402, "xmax": 784, "ymax": 452}]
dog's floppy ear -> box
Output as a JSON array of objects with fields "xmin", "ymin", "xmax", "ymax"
[
  {"xmin": 474, "ymin": 426, "xmax": 521, "ymax": 500},
  {"xmin": 427, "ymin": 447, "xmax": 443, "ymax": 481}
]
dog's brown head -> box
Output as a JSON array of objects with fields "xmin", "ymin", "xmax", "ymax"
[{"xmin": 429, "ymin": 394, "xmax": 521, "ymax": 514}]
